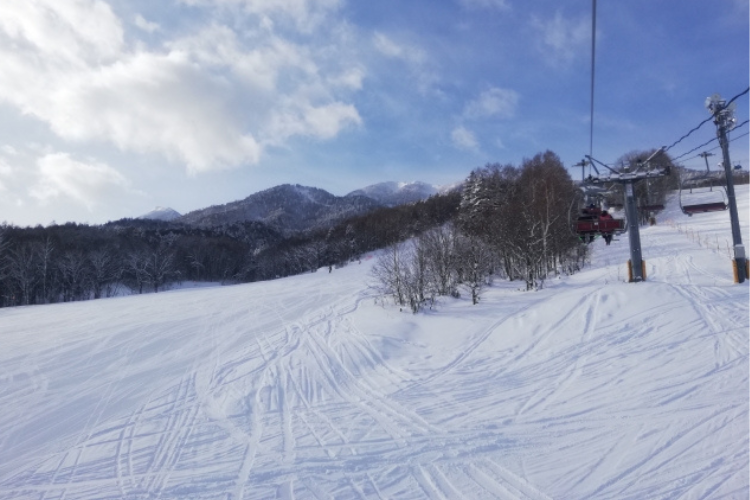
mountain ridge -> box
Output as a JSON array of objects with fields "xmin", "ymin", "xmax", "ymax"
[{"xmin": 174, "ymin": 180, "xmax": 454, "ymax": 235}]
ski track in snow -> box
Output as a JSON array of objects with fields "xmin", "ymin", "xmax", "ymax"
[{"xmin": 0, "ymin": 187, "xmax": 748, "ymax": 499}]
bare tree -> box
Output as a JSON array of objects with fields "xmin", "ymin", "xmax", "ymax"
[
  {"xmin": 125, "ymin": 250, "xmax": 150, "ymax": 294},
  {"xmin": 418, "ymin": 225, "xmax": 460, "ymax": 297},
  {"xmin": 185, "ymin": 240, "xmax": 209, "ymax": 281},
  {"xmin": 147, "ymin": 244, "xmax": 178, "ymax": 292},
  {"xmin": 6, "ymin": 243, "xmax": 37, "ymax": 305},
  {"xmin": 407, "ymin": 238, "xmax": 432, "ymax": 311},
  {"xmin": 371, "ymin": 242, "xmax": 410, "ymax": 308},
  {"xmin": 0, "ymin": 226, "xmax": 11, "ymax": 305},
  {"xmin": 455, "ymin": 233, "xmax": 493, "ymax": 304},
  {"xmin": 34, "ymin": 237, "xmax": 55, "ymax": 304},
  {"xmin": 88, "ymin": 248, "xmax": 121, "ymax": 299},
  {"xmin": 58, "ymin": 251, "xmax": 88, "ymax": 302}
]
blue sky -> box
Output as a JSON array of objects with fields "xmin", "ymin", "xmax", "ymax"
[{"xmin": 0, "ymin": 0, "xmax": 747, "ymax": 227}]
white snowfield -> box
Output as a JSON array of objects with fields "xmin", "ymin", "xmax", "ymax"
[{"xmin": 1, "ymin": 187, "xmax": 748, "ymax": 500}]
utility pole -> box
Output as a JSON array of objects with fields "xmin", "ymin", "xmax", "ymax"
[{"xmin": 706, "ymin": 94, "xmax": 746, "ymax": 283}]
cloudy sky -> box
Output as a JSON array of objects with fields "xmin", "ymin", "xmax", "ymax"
[{"xmin": 0, "ymin": 0, "xmax": 747, "ymax": 227}]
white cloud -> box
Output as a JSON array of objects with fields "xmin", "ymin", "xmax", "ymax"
[
  {"xmin": 373, "ymin": 32, "xmax": 425, "ymax": 64},
  {"xmin": 372, "ymin": 32, "xmax": 439, "ymax": 95},
  {"xmin": 0, "ymin": 0, "xmax": 124, "ymax": 64},
  {"xmin": 451, "ymin": 126, "xmax": 479, "ymax": 151},
  {"xmin": 267, "ymin": 101, "xmax": 361, "ymax": 142},
  {"xmin": 0, "ymin": 159, "xmax": 12, "ymax": 176},
  {"xmin": 134, "ymin": 14, "xmax": 159, "ymax": 33},
  {"xmin": 0, "ymin": 158, "xmax": 12, "ymax": 192},
  {"xmin": 464, "ymin": 87, "xmax": 518, "ymax": 120},
  {"xmin": 458, "ymin": 0, "xmax": 510, "ymax": 11},
  {"xmin": 61, "ymin": 49, "xmax": 265, "ymax": 172},
  {"xmin": 178, "ymin": 0, "xmax": 342, "ymax": 32},
  {"xmin": 0, "ymin": 0, "xmax": 362, "ymax": 174},
  {"xmin": 30, "ymin": 153, "xmax": 132, "ymax": 210},
  {"xmin": 328, "ymin": 67, "xmax": 365, "ymax": 90},
  {"xmin": 531, "ymin": 11, "xmax": 589, "ymax": 66}
]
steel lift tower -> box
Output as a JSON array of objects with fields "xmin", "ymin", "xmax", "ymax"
[
  {"xmin": 706, "ymin": 94, "xmax": 746, "ymax": 283},
  {"xmin": 583, "ymin": 150, "xmax": 671, "ymax": 282}
]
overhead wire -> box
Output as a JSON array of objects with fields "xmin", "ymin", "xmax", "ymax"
[
  {"xmin": 674, "ymin": 128, "xmax": 749, "ymax": 165},
  {"xmin": 589, "ymin": 0, "xmax": 597, "ymax": 161},
  {"xmin": 663, "ymin": 116, "xmax": 714, "ymax": 154},
  {"xmin": 671, "ymin": 119, "xmax": 748, "ymax": 162},
  {"xmin": 725, "ymin": 86, "xmax": 750, "ymax": 108},
  {"xmin": 664, "ymin": 86, "xmax": 750, "ymax": 155},
  {"xmin": 581, "ymin": 6, "xmax": 749, "ymax": 176}
]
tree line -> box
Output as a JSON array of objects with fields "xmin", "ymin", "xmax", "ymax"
[
  {"xmin": 0, "ymin": 191, "xmax": 461, "ymax": 308},
  {"xmin": 372, "ymin": 151, "xmax": 587, "ymax": 312},
  {"xmin": 3, "ymin": 147, "xmax": 710, "ymax": 310},
  {"xmin": 0, "ymin": 221, "xmax": 263, "ymax": 307}
]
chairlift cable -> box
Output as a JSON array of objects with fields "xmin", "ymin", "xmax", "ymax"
[
  {"xmin": 677, "ymin": 131, "xmax": 749, "ymax": 165},
  {"xmin": 588, "ymin": 0, "xmax": 597, "ymax": 161},
  {"xmin": 671, "ymin": 120, "xmax": 749, "ymax": 163},
  {"xmin": 664, "ymin": 87, "xmax": 750, "ymax": 154},
  {"xmin": 726, "ymin": 86, "xmax": 750, "ymax": 108},
  {"xmin": 664, "ymin": 117, "xmax": 714, "ymax": 154}
]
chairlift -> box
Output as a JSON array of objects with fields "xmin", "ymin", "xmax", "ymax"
[
  {"xmin": 640, "ymin": 178, "xmax": 664, "ymax": 213},
  {"xmin": 678, "ymin": 156, "xmax": 728, "ymax": 216},
  {"xmin": 574, "ymin": 204, "xmax": 626, "ymax": 245},
  {"xmin": 572, "ymin": 170, "xmax": 627, "ymax": 245}
]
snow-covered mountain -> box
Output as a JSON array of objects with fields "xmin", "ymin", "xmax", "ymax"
[
  {"xmin": 163, "ymin": 181, "xmax": 456, "ymax": 234},
  {"xmin": 138, "ymin": 206, "xmax": 181, "ymax": 221},
  {"xmin": 346, "ymin": 181, "xmax": 443, "ymax": 206},
  {"xmin": 177, "ymin": 184, "xmax": 381, "ymax": 234}
]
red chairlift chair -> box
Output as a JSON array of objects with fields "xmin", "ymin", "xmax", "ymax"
[
  {"xmin": 575, "ymin": 205, "xmax": 626, "ymax": 245},
  {"xmin": 678, "ymin": 168, "xmax": 728, "ymax": 216}
]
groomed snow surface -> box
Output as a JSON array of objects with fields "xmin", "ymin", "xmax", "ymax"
[{"xmin": 1, "ymin": 187, "xmax": 748, "ymax": 500}]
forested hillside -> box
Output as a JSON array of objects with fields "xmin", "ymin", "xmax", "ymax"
[{"xmin": 1, "ymin": 149, "xmax": 732, "ymax": 309}]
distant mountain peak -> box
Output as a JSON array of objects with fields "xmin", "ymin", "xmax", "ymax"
[
  {"xmin": 177, "ymin": 184, "xmax": 381, "ymax": 234},
  {"xmin": 138, "ymin": 206, "xmax": 181, "ymax": 221},
  {"xmin": 346, "ymin": 181, "xmax": 439, "ymax": 207}
]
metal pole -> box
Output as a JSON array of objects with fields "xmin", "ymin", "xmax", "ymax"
[
  {"xmin": 624, "ymin": 180, "xmax": 644, "ymax": 281},
  {"xmin": 699, "ymin": 151, "xmax": 714, "ymax": 191},
  {"xmin": 715, "ymin": 109, "xmax": 746, "ymax": 283}
]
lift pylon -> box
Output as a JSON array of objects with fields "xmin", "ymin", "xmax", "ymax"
[{"xmin": 582, "ymin": 150, "xmax": 671, "ymax": 282}]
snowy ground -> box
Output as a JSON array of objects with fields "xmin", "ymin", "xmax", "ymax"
[{"xmin": 1, "ymin": 187, "xmax": 748, "ymax": 500}]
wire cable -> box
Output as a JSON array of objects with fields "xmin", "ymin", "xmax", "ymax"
[
  {"xmin": 589, "ymin": 0, "xmax": 597, "ymax": 160},
  {"xmin": 664, "ymin": 87, "xmax": 750, "ymax": 154},
  {"xmin": 671, "ymin": 119, "xmax": 749, "ymax": 162},
  {"xmin": 664, "ymin": 116, "xmax": 714, "ymax": 154},
  {"xmin": 726, "ymin": 86, "xmax": 750, "ymax": 108},
  {"xmin": 675, "ymin": 130, "xmax": 749, "ymax": 165}
]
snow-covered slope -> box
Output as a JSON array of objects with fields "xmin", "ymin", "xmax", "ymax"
[
  {"xmin": 0, "ymin": 187, "xmax": 748, "ymax": 499},
  {"xmin": 138, "ymin": 206, "xmax": 181, "ymax": 221}
]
